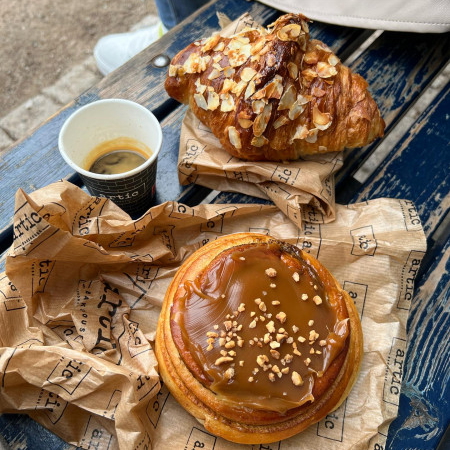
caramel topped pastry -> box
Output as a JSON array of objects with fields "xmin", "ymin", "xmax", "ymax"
[{"xmin": 156, "ymin": 233, "xmax": 363, "ymax": 444}]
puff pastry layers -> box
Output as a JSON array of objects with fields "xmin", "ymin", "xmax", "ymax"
[
  {"xmin": 155, "ymin": 233, "xmax": 363, "ymax": 444},
  {"xmin": 165, "ymin": 13, "xmax": 385, "ymax": 161}
]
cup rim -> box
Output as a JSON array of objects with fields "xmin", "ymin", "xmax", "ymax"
[{"xmin": 58, "ymin": 98, "xmax": 162, "ymax": 181}]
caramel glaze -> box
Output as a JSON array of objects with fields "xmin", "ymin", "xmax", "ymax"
[{"xmin": 171, "ymin": 240, "xmax": 349, "ymax": 414}]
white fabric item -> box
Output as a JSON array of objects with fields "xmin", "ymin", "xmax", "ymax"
[
  {"xmin": 256, "ymin": 0, "xmax": 450, "ymax": 32},
  {"xmin": 94, "ymin": 22, "xmax": 167, "ymax": 76}
]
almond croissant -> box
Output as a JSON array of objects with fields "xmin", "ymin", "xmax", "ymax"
[{"xmin": 165, "ymin": 13, "xmax": 385, "ymax": 161}]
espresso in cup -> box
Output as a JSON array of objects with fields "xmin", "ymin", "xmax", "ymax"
[{"xmin": 84, "ymin": 137, "xmax": 152, "ymax": 175}]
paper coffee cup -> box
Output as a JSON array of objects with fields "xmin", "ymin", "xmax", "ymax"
[{"xmin": 58, "ymin": 99, "xmax": 163, "ymax": 217}]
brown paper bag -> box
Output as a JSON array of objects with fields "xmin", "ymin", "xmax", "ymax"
[{"xmin": 0, "ymin": 180, "xmax": 426, "ymax": 449}]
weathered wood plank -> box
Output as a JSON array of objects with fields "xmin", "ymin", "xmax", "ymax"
[
  {"xmin": 386, "ymin": 238, "xmax": 450, "ymax": 450},
  {"xmin": 336, "ymin": 31, "xmax": 450, "ymax": 194}
]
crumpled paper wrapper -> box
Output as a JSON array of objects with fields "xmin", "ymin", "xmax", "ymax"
[
  {"xmin": 177, "ymin": 13, "xmax": 342, "ymax": 229},
  {"xmin": 0, "ymin": 180, "xmax": 426, "ymax": 450}
]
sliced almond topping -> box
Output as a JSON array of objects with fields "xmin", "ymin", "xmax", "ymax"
[
  {"xmin": 313, "ymin": 105, "xmax": 332, "ymax": 130},
  {"xmin": 278, "ymin": 84, "xmax": 296, "ymax": 110},
  {"xmin": 244, "ymin": 80, "xmax": 256, "ymax": 99},
  {"xmin": 291, "ymin": 125, "xmax": 309, "ymax": 142},
  {"xmin": 273, "ymin": 115, "xmax": 290, "ymax": 129},
  {"xmin": 317, "ymin": 61, "xmax": 338, "ymax": 79},
  {"xmin": 220, "ymin": 93, "xmax": 235, "ymax": 112},
  {"xmin": 252, "ymin": 99, "xmax": 266, "ymax": 114},
  {"xmin": 304, "ymin": 51, "xmax": 319, "ymax": 65},
  {"xmin": 194, "ymin": 93, "xmax": 208, "ymax": 110},
  {"xmin": 238, "ymin": 117, "xmax": 253, "ymax": 129},
  {"xmin": 306, "ymin": 128, "xmax": 319, "ymax": 143},
  {"xmin": 206, "ymin": 91, "xmax": 220, "ymax": 110},
  {"xmin": 228, "ymin": 126, "xmax": 242, "ymax": 149},
  {"xmin": 240, "ymin": 67, "xmax": 257, "ymax": 82},
  {"xmin": 277, "ymin": 23, "xmax": 302, "ymax": 41},
  {"xmin": 201, "ymin": 33, "xmax": 221, "ymax": 52},
  {"xmin": 328, "ymin": 54, "xmax": 340, "ymax": 66},
  {"xmin": 251, "ymin": 135, "xmax": 269, "ymax": 147},
  {"xmin": 287, "ymin": 62, "xmax": 298, "ymax": 79},
  {"xmin": 288, "ymin": 100, "xmax": 305, "ymax": 120},
  {"xmin": 207, "ymin": 68, "xmax": 222, "ymax": 80},
  {"xmin": 253, "ymin": 103, "xmax": 272, "ymax": 137}
]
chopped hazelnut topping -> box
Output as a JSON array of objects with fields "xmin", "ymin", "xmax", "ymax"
[
  {"xmin": 272, "ymin": 300, "xmax": 281, "ymax": 306},
  {"xmin": 292, "ymin": 325, "xmax": 299, "ymax": 333},
  {"xmin": 301, "ymin": 294, "xmax": 308, "ymax": 301},
  {"xmin": 263, "ymin": 333, "xmax": 272, "ymax": 344},
  {"xmin": 270, "ymin": 341, "xmax": 281, "ymax": 349},
  {"xmin": 257, "ymin": 354, "xmax": 269, "ymax": 367},
  {"xmin": 239, "ymin": 256, "xmax": 246, "ymax": 261},
  {"xmin": 308, "ymin": 320, "xmax": 314, "ymax": 326},
  {"xmin": 206, "ymin": 331, "xmax": 218, "ymax": 338},
  {"xmin": 254, "ymin": 298, "xmax": 262, "ymax": 305},
  {"xmin": 309, "ymin": 330, "xmax": 319, "ymax": 341},
  {"xmin": 292, "ymin": 272, "xmax": 300, "ymax": 282},
  {"xmin": 310, "ymin": 348, "xmax": 315, "ymax": 354},
  {"xmin": 268, "ymin": 373, "xmax": 276, "ymax": 382},
  {"xmin": 270, "ymin": 349, "xmax": 281, "ymax": 359},
  {"xmin": 225, "ymin": 341, "xmax": 235, "ymax": 349},
  {"xmin": 224, "ymin": 368, "xmax": 235, "ymax": 380},
  {"xmin": 258, "ymin": 301, "xmax": 267, "ymax": 312},
  {"xmin": 237, "ymin": 303, "xmax": 246, "ymax": 312},
  {"xmin": 272, "ymin": 364, "xmax": 280, "ymax": 374},
  {"xmin": 304, "ymin": 358, "xmax": 311, "ymax": 366},
  {"xmin": 224, "ymin": 320, "xmax": 233, "ymax": 331},
  {"xmin": 213, "ymin": 324, "xmax": 219, "ymax": 330},
  {"xmin": 284, "ymin": 354, "xmax": 293, "ymax": 364},
  {"xmin": 270, "ymin": 283, "xmax": 277, "ymax": 288},
  {"xmin": 276, "ymin": 311, "xmax": 287, "ymax": 323},
  {"xmin": 220, "ymin": 350, "xmax": 228, "ymax": 356},
  {"xmin": 248, "ymin": 376, "xmax": 254, "ymax": 382},
  {"xmin": 266, "ymin": 321, "xmax": 276, "ymax": 333},
  {"xmin": 281, "ymin": 367, "xmax": 290, "ymax": 375},
  {"xmin": 286, "ymin": 337, "xmax": 294, "ymax": 344},
  {"xmin": 239, "ymin": 360, "xmax": 244, "ymax": 366},
  {"xmin": 219, "ymin": 337, "xmax": 226, "ymax": 346},
  {"xmin": 215, "ymin": 356, "xmax": 233, "ymax": 366},
  {"xmin": 265, "ymin": 268, "xmax": 277, "ymax": 277},
  {"xmin": 249, "ymin": 319, "xmax": 257, "ymax": 329},
  {"xmin": 292, "ymin": 371, "xmax": 304, "ymax": 386},
  {"xmin": 250, "ymin": 311, "xmax": 256, "ymax": 317},
  {"xmin": 313, "ymin": 295, "xmax": 323, "ymax": 305},
  {"xmin": 276, "ymin": 333, "xmax": 286, "ymax": 343},
  {"xmin": 298, "ymin": 336, "xmax": 306, "ymax": 343},
  {"xmin": 293, "ymin": 349, "xmax": 302, "ymax": 356},
  {"xmin": 228, "ymin": 350, "xmax": 236, "ymax": 357},
  {"xmin": 319, "ymin": 340, "xmax": 327, "ymax": 347}
]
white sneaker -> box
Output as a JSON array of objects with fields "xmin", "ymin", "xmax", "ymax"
[{"xmin": 94, "ymin": 21, "xmax": 166, "ymax": 76}]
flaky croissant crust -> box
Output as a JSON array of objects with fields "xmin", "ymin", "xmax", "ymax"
[
  {"xmin": 165, "ymin": 13, "xmax": 385, "ymax": 161},
  {"xmin": 155, "ymin": 233, "xmax": 364, "ymax": 444}
]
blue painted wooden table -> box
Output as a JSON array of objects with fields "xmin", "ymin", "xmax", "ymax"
[{"xmin": 0, "ymin": 0, "xmax": 449, "ymax": 448}]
